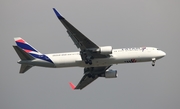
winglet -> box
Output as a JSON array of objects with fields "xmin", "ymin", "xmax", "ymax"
[
  {"xmin": 53, "ymin": 8, "xmax": 64, "ymax": 19},
  {"xmin": 69, "ymin": 82, "xmax": 76, "ymax": 90}
]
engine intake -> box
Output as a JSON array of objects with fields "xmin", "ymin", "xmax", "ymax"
[{"xmin": 104, "ymin": 69, "xmax": 118, "ymax": 78}]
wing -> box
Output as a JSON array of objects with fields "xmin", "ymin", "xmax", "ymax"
[
  {"xmin": 53, "ymin": 8, "xmax": 108, "ymax": 60},
  {"xmin": 75, "ymin": 74, "xmax": 98, "ymax": 90},
  {"xmin": 53, "ymin": 8, "xmax": 112, "ymax": 89},
  {"xmin": 74, "ymin": 66, "xmax": 111, "ymax": 90},
  {"xmin": 53, "ymin": 8, "xmax": 98, "ymax": 50}
]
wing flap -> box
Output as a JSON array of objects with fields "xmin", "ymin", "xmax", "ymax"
[{"xmin": 67, "ymin": 30, "xmax": 81, "ymax": 48}]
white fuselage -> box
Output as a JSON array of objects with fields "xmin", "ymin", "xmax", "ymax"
[{"xmin": 21, "ymin": 47, "xmax": 166, "ymax": 68}]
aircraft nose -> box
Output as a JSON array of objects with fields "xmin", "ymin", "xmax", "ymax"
[{"xmin": 161, "ymin": 51, "xmax": 166, "ymax": 57}]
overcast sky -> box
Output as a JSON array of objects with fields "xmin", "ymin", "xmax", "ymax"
[{"xmin": 1, "ymin": 0, "xmax": 180, "ymax": 109}]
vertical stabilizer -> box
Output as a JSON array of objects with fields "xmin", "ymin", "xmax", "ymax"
[
  {"xmin": 14, "ymin": 37, "xmax": 53, "ymax": 63},
  {"xmin": 13, "ymin": 37, "xmax": 53, "ymax": 73}
]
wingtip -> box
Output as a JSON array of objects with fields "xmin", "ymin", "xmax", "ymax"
[
  {"xmin": 69, "ymin": 82, "xmax": 76, "ymax": 90},
  {"xmin": 52, "ymin": 8, "xmax": 64, "ymax": 19}
]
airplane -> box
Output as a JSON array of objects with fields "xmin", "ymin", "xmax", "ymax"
[{"xmin": 13, "ymin": 8, "xmax": 166, "ymax": 90}]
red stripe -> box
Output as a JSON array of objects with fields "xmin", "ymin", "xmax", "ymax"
[
  {"xmin": 16, "ymin": 39, "xmax": 25, "ymax": 43},
  {"xmin": 24, "ymin": 49, "xmax": 32, "ymax": 53}
]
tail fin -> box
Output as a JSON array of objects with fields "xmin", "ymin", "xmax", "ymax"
[
  {"xmin": 14, "ymin": 37, "xmax": 53, "ymax": 63},
  {"xmin": 13, "ymin": 37, "xmax": 53, "ymax": 73},
  {"xmin": 13, "ymin": 37, "xmax": 43, "ymax": 73},
  {"xmin": 14, "ymin": 37, "xmax": 43, "ymax": 56}
]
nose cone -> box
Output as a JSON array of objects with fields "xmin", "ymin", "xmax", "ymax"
[
  {"xmin": 162, "ymin": 51, "xmax": 166, "ymax": 56},
  {"xmin": 160, "ymin": 51, "xmax": 166, "ymax": 57}
]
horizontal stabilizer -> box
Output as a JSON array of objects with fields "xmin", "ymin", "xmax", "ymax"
[
  {"xmin": 13, "ymin": 45, "xmax": 34, "ymax": 73},
  {"xmin": 19, "ymin": 64, "xmax": 32, "ymax": 73},
  {"xmin": 13, "ymin": 46, "xmax": 34, "ymax": 60}
]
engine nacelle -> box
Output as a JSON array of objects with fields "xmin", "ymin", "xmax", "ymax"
[
  {"xmin": 98, "ymin": 46, "xmax": 113, "ymax": 55},
  {"xmin": 104, "ymin": 69, "xmax": 118, "ymax": 78}
]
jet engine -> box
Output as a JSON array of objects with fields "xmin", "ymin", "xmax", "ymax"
[
  {"xmin": 98, "ymin": 46, "xmax": 113, "ymax": 55},
  {"xmin": 104, "ymin": 69, "xmax": 118, "ymax": 78}
]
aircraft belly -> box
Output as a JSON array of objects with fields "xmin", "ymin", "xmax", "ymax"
[{"xmin": 52, "ymin": 55, "xmax": 82, "ymax": 68}]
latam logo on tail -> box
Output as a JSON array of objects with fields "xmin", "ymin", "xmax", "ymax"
[{"xmin": 15, "ymin": 37, "xmax": 53, "ymax": 63}]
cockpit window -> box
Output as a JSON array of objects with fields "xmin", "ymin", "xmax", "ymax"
[{"xmin": 157, "ymin": 48, "xmax": 160, "ymax": 50}]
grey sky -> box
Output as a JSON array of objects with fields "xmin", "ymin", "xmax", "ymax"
[{"xmin": 1, "ymin": 0, "xmax": 180, "ymax": 109}]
